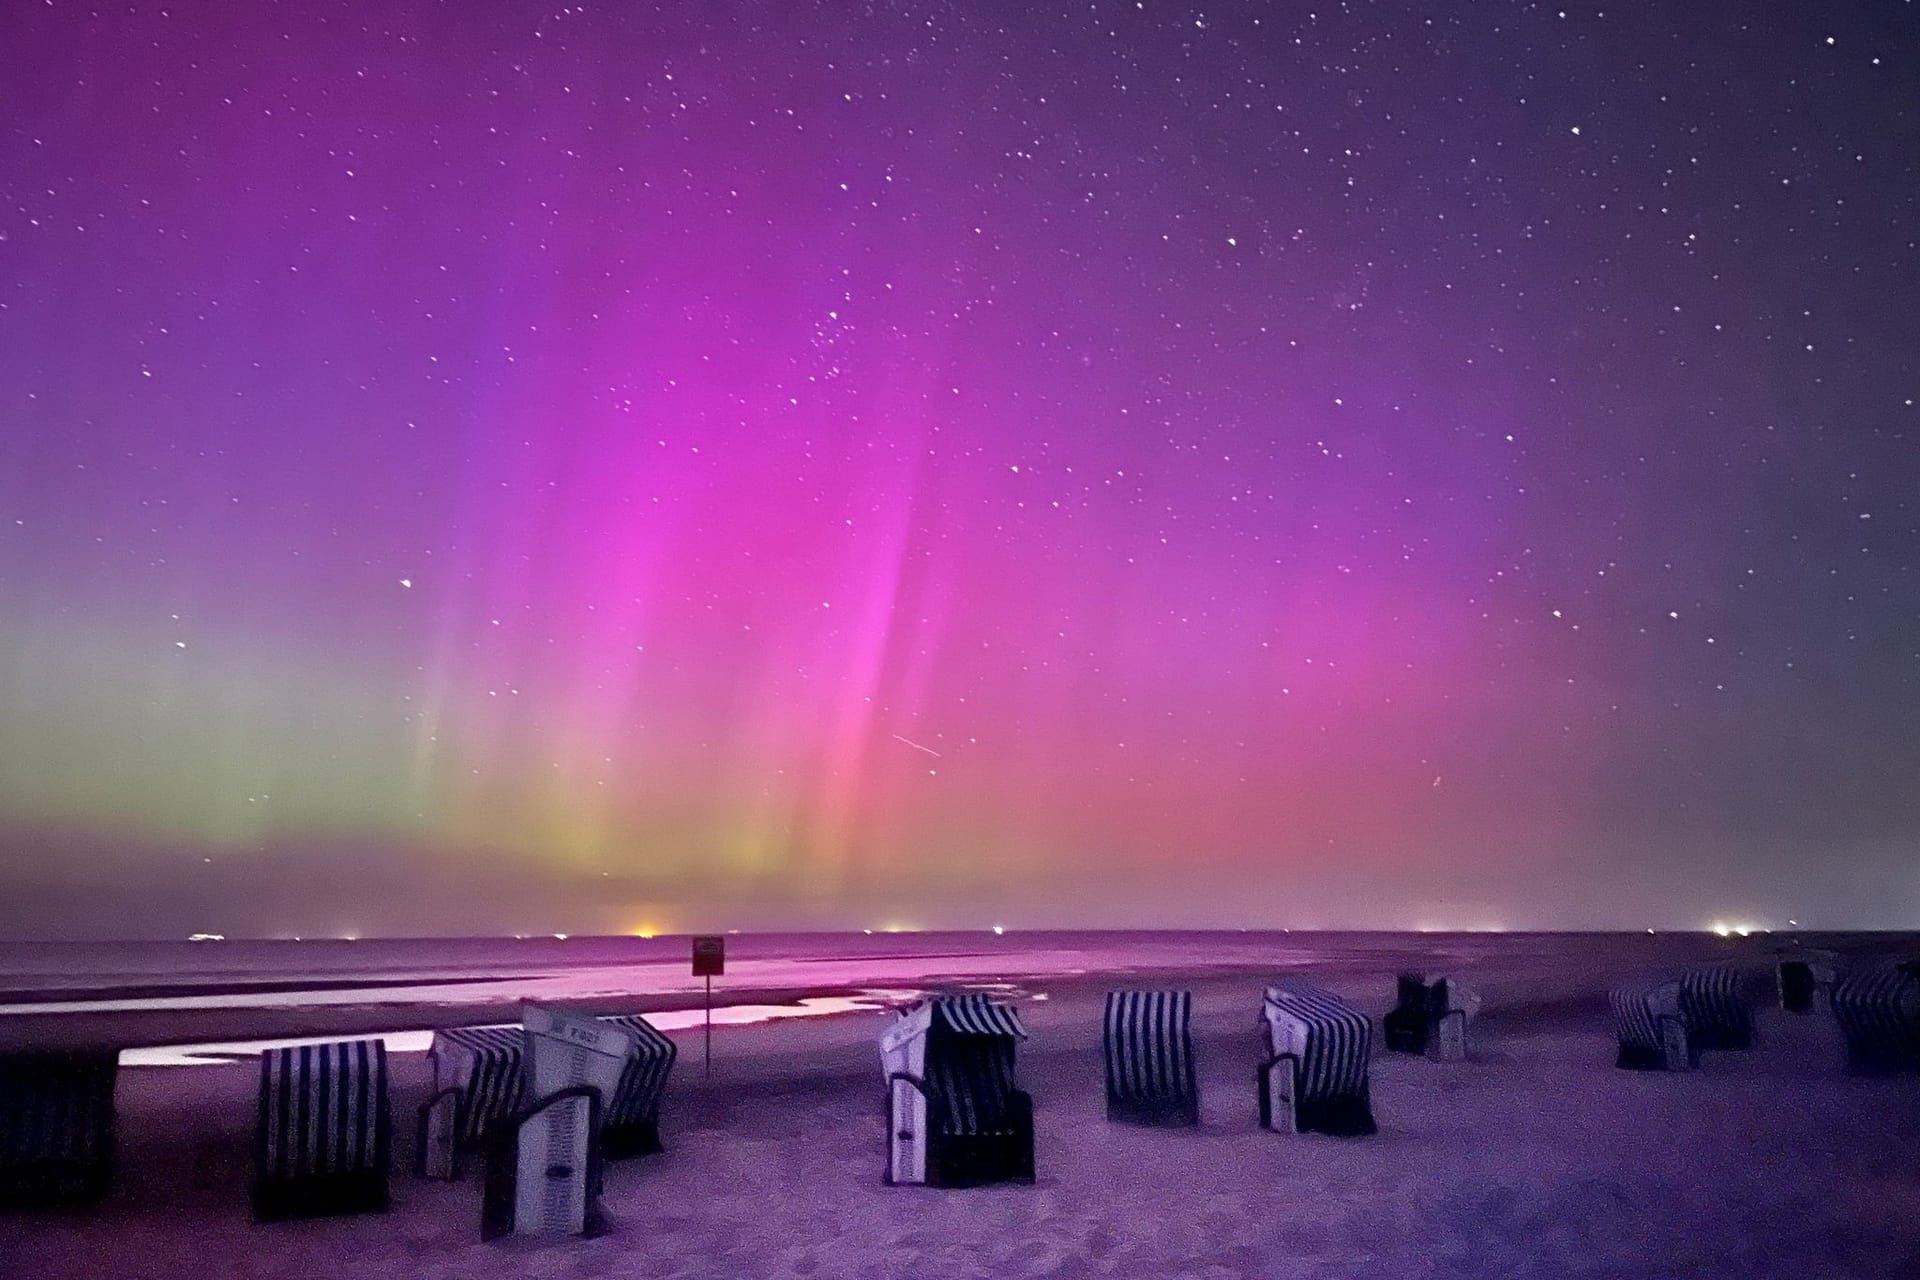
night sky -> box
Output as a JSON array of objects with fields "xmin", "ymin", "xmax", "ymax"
[{"xmin": 1, "ymin": 3, "xmax": 1915, "ymax": 939}]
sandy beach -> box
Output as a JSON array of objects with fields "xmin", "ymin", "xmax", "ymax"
[{"xmin": 4, "ymin": 934, "xmax": 1918, "ymax": 1278}]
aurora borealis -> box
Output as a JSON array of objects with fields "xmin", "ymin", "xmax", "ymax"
[{"xmin": 1, "ymin": 3, "xmax": 1916, "ymax": 938}]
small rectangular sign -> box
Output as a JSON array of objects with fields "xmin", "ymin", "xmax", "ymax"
[{"xmin": 691, "ymin": 934, "xmax": 725, "ymax": 977}]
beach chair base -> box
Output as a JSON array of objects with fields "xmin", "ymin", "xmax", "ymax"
[
  {"xmin": 1616, "ymin": 1017, "xmax": 1696, "ymax": 1072},
  {"xmin": 1428, "ymin": 1011, "xmax": 1468, "ymax": 1063},
  {"xmin": 481, "ymin": 1087, "xmax": 608, "ymax": 1240},
  {"xmin": 1106, "ymin": 1094, "xmax": 1199, "ymax": 1127},
  {"xmin": 1258, "ymin": 1058, "xmax": 1375, "ymax": 1136},
  {"xmin": 0, "ymin": 1158, "xmax": 114, "ymax": 1209},
  {"xmin": 926, "ymin": 1091, "xmax": 1034, "ymax": 1188},
  {"xmin": 601, "ymin": 1116, "xmax": 665, "ymax": 1160},
  {"xmin": 252, "ymin": 1172, "xmax": 389, "ymax": 1223}
]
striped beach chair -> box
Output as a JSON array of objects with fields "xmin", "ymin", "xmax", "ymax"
[
  {"xmin": 1678, "ymin": 966, "xmax": 1753, "ymax": 1051},
  {"xmin": 880, "ymin": 994, "xmax": 1034, "ymax": 1186},
  {"xmin": 599, "ymin": 1014, "xmax": 678, "ymax": 1156},
  {"xmin": 253, "ymin": 1039, "xmax": 390, "ymax": 1221},
  {"xmin": 0, "ymin": 1049, "xmax": 118, "ymax": 1207},
  {"xmin": 422, "ymin": 1025, "xmax": 524, "ymax": 1171},
  {"xmin": 1258, "ymin": 980, "xmax": 1375, "ymax": 1136},
  {"xmin": 1832, "ymin": 963, "xmax": 1920, "ymax": 1074},
  {"xmin": 1103, "ymin": 990, "xmax": 1198, "ymax": 1125},
  {"xmin": 420, "ymin": 1013, "xmax": 678, "ymax": 1177},
  {"xmin": 1610, "ymin": 977, "xmax": 1694, "ymax": 1071}
]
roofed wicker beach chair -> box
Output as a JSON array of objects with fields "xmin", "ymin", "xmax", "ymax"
[
  {"xmin": 597, "ymin": 1014, "xmax": 678, "ymax": 1157},
  {"xmin": 1103, "ymin": 989, "xmax": 1198, "ymax": 1125},
  {"xmin": 0, "ymin": 1049, "xmax": 118, "ymax": 1208},
  {"xmin": 418, "ymin": 1013, "xmax": 677, "ymax": 1179},
  {"xmin": 880, "ymin": 994, "xmax": 1034, "ymax": 1186},
  {"xmin": 1831, "ymin": 962, "xmax": 1920, "ymax": 1075},
  {"xmin": 1258, "ymin": 980, "xmax": 1375, "ymax": 1136},
  {"xmin": 1610, "ymin": 977, "xmax": 1694, "ymax": 1071},
  {"xmin": 253, "ymin": 1039, "xmax": 390, "ymax": 1221},
  {"xmin": 419, "ymin": 1025, "xmax": 520, "ymax": 1179},
  {"xmin": 1678, "ymin": 965, "xmax": 1754, "ymax": 1051},
  {"xmin": 1773, "ymin": 948, "xmax": 1837, "ymax": 1015},
  {"xmin": 1383, "ymin": 973, "xmax": 1483, "ymax": 1062}
]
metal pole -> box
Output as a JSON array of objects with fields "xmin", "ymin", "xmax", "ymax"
[{"xmin": 704, "ymin": 974, "xmax": 712, "ymax": 1076}]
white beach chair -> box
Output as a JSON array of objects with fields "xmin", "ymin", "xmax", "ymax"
[
  {"xmin": 480, "ymin": 1007, "xmax": 637, "ymax": 1239},
  {"xmin": 881, "ymin": 994, "xmax": 1033, "ymax": 1186}
]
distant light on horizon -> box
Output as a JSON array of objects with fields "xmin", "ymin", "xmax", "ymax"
[{"xmin": 992, "ymin": 925, "xmax": 1005, "ymax": 935}]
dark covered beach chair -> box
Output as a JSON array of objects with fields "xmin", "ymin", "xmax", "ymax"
[
  {"xmin": 1774, "ymin": 948, "xmax": 1837, "ymax": 1014},
  {"xmin": 1610, "ymin": 977, "xmax": 1694, "ymax": 1071},
  {"xmin": 1103, "ymin": 989, "xmax": 1198, "ymax": 1125},
  {"xmin": 1258, "ymin": 980, "xmax": 1375, "ymax": 1136},
  {"xmin": 1832, "ymin": 962, "xmax": 1920, "ymax": 1074},
  {"xmin": 881, "ymin": 994, "xmax": 1034, "ymax": 1186},
  {"xmin": 1383, "ymin": 973, "xmax": 1482, "ymax": 1061},
  {"xmin": 0, "ymin": 1049, "xmax": 118, "ymax": 1207},
  {"xmin": 1678, "ymin": 965, "xmax": 1754, "ymax": 1051},
  {"xmin": 419, "ymin": 1012, "xmax": 677, "ymax": 1178},
  {"xmin": 253, "ymin": 1039, "xmax": 390, "ymax": 1221}
]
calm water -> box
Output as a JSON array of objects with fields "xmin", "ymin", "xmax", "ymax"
[{"xmin": 0, "ymin": 928, "xmax": 1837, "ymax": 1010}]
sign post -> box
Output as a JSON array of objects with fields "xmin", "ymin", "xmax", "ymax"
[{"xmin": 691, "ymin": 935, "xmax": 725, "ymax": 1076}]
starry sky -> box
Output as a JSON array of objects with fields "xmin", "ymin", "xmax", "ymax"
[{"xmin": 1, "ymin": 2, "xmax": 1915, "ymax": 940}]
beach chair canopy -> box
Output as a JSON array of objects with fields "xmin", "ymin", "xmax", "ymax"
[
  {"xmin": 1104, "ymin": 989, "xmax": 1197, "ymax": 1123},
  {"xmin": 880, "ymin": 995, "xmax": 1027, "ymax": 1130},
  {"xmin": 1262, "ymin": 980, "xmax": 1371, "ymax": 1088}
]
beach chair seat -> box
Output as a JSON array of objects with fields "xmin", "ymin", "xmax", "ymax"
[
  {"xmin": 881, "ymin": 994, "xmax": 1033, "ymax": 1187},
  {"xmin": 1832, "ymin": 963, "xmax": 1920, "ymax": 1074},
  {"xmin": 1383, "ymin": 974, "xmax": 1482, "ymax": 1061},
  {"xmin": 253, "ymin": 1039, "xmax": 390, "ymax": 1221},
  {"xmin": 1258, "ymin": 980, "xmax": 1375, "ymax": 1136},
  {"xmin": 0, "ymin": 1049, "xmax": 118, "ymax": 1207},
  {"xmin": 1103, "ymin": 989, "xmax": 1198, "ymax": 1125},
  {"xmin": 1611, "ymin": 978, "xmax": 1694, "ymax": 1071},
  {"xmin": 1679, "ymin": 965, "xmax": 1753, "ymax": 1051}
]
